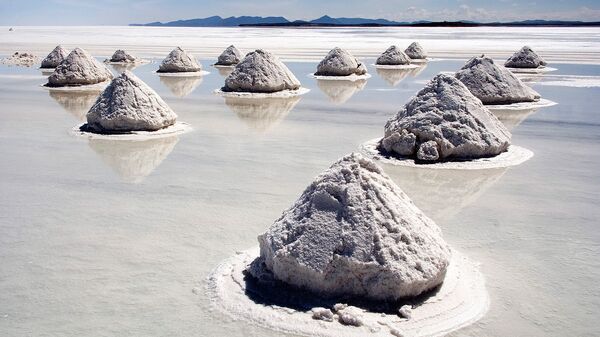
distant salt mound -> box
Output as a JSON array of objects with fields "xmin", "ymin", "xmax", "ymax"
[
  {"xmin": 157, "ymin": 47, "xmax": 202, "ymax": 73},
  {"xmin": 84, "ymin": 71, "xmax": 176, "ymax": 133},
  {"xmin": 251, "ymin": 153, "xmax": 451, "ymax": 301},
  {"xmin": 404, "ymin": 42, "xmax": 427, "ymax": 60},
  {"xmin": 1, "ymin": 52, "xmax": 39, "ymax": 67},
  {"xmin": 223, "ymin": 49, "xmax": 301, "ymax": 93},
  {"xmin": 107, "ymin": 49, "xmax": 140, "ymax": 63},
  {"xmin": 455, "ymin": 55, "xmax": 540, "ymax": 104},
  {"xmin": 376, "ymin": 45, "xmax": 411, "ymax": 65},
  {"xmin": 215, "ymin": 45, "xmax": 242, "ymax": 66},
  {"xmin": 315, "ymin": 47, "xmax": 367, "ymax": 76},
  {"xmin": 47, "ymin": 48, "xmax": 113, "ymax": 87},
  {"xmin": 41, "ymin": 45, "xmax": 69, "ymax": 69},
  {"xmin": 505, "ymin": 46, "xmax": 547, "ymax": 69},
  {"xmin": 381, "ymin": 74, "xmax": 511, "ymax": 162}
]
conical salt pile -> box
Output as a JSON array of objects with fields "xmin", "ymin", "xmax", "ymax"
[
  {"xmin": 41, "ymin": 45, "xmax": 69, "ymax": 69},
  {"xmin": 381, "ymin": 74, "xmax": 511, "ymax": 162},
  {"xmin": 215, "ymin": 45, "xmax": 242, "ymax": 66},
  {"xmin": 157, "ymin": 47, "xmax": 202, "ymax": 73},
  {"xmin": 47, "ymin": 48, "xmax": 113, "ymax": 87},
  {"xmin": 376, "ymin": 45, "xmax": 411, "ymax": 65},
  {"xmin": 504, "ymin": 46, "xmax": 547, "ymax": 68},
  {"xmin": 404, "ymin": 42, "xmax": 427, "ymax": 60},
  {"xmin": 315, "ymin": 47, "xmax": 367, "ymax": 76},
  {"xmin": 107, "ymin": 50, "xmax": 139, "ymax": 63},
  {"xmin": 84, "ymin": 71, "xmax": 177, "ymax": 133}
]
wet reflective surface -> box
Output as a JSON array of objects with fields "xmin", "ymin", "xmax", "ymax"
[{"xmin": 1, "ymin": 52, "xmax": 599, "ymax": 337}]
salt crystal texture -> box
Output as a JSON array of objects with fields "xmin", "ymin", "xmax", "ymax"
[
  {"xmin": 253, "ymin": 153, "xmax": 451, "ymax": 301},
  {"xmin": 107, "ymin": 50, "xmax": 139, "ymax": 63},
  {"xmin": 376, "ymin": 46, "xmax": 411, "ymax": 65},
  {"xmin": 223, "ymin": 49, "xmax": 301, "ymax": 93},
  {"xmin": 404, "ymin": 42, "xmax": 427, "ymax": 60},
  {"xmin": 505, "ymin": 46, "xmax": 547, "ymax": 69},
  {"xmin": 41, "ymin": 45, "xmax": 68, "ymax": 68},
  {"xmin": 157, "ymin": 47, "xmax": 202, "ymax": 73},
  {"xmin": 47, "ymin": 48, "xmax": 113, "ymax": 87},
  {"xmin": 455, "ymin": 55, "xmax": 540, "ymax": 104},
  {"xmin": 315, "ymin": 47, "xmax": 367, "ymax": 76},
  {"xmin": 85, "ymin": 71, "xmax": 177, "ymax": 133},
  {"xmin": 382, "ymin": 74, "xmax": 511, "ymax": 162},
  {"xmin": 215, "ymin": 45, "xmax": 242, "ymax": 66}
]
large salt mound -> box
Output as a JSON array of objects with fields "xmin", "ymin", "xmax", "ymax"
[
  {"xmin": 47, "ymin": 48, "xmax": 113, "ymax": 87},
  {"xmin": 376, "ymin": 45, "xmax": 411, "ymax": 65},
  {"xmin": 215, "ymin": 45, "xmax": 242, "ymax": 66},
  {"xmin": 84, "ymin": 71, "xmax": 176, "ymax": 133},
  {"xmin": 41, "ymin": 45, "xmax": 69, "ymax": 68},
  {"xmin": 107, "ymin": 49, "xmax": 139, "ymax": 63},
  {"xmin": 315, "ymin": 47, "xmax": 367, "ymax": 76},
  {"xmin": 157, "ymin": 47, "xmax": 202, "ymax": 73},
  {"xmin": 223, "ymin": 49, "xmax": 301, "ymax": 93},
  {"xmin": 251, "ymin": 153, "xmax": 451, "ymax": 301},
  {"xmin": 455, "ymin": 55, "xmax": 540, "ymax": 104},
  {"xmin": 381, "ymin": 74, "xmax": 511, "ymax": 162},
  {"xmin": 404, "ymin": 42, "xmax": 427, "ymax": 60},
  {"xmin": 505, "ymin": 46, "xmax": 547, "ymax": 69}
]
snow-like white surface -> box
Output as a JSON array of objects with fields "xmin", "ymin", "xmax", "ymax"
[
  {"xmin": 506, "ymin": 66, "xmax": 557, "ymax": 74},
  {"xmin": 532, "ymin": 75, "xmax": 600, "ymax": 88},
  {"xmin": 214, "ymin": 87, "xmax": 310, "ymax": 98},
  {"xmin": 310, "ymin": 73, "xmax": 372, "ymax": 81},
  {"xmin": 70, "ymin": 121, "xmax": 192, "ymax": 140},
  {"xmin": 361, "ymin": 138, "xmax": 533, "ymax": 170},
  {"xmin": 484, "ymin": 98, "xmax": 557, "ymax": 111},
  {"xmin": 372, "ymin": 64, "xmax": 421, "ymax": 70},
  {"xmin": 155, "ymin": 70, "xmax": 210, "ymax": 77},
  {"xmin": 41, "ymin": 81, "xmax": 110, "ymax": 92},
  {"xmin": 207, "ymin": 247, "xmax": 488, "ymax": 337}
]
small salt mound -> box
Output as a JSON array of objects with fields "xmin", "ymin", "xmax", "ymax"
[
  {"xmin": 1, "ymin": 52, "xmax": 39, "ymax": 67},
  {"xmin": 381, "ymin": 74, "xmax": 511, "ymax": 162},
  {"xmin": 215, "ymin": 45, "xmax": 242, "ymax": 66},
  {"xmin": 223, "ymin": 49, "xmax": 301, "ymax": 93},
  {"xmin": 404, "ymin": 42, "xmax": 427, "ymax": 60},
  {"xmin": 157, "ymin": 47, "xmax": 202, "ymax": 73},
  {"xmin": 41, "ymin": 45, "xmax": 69, "ymax": 69},
  {"xmin": 84, "ymin": 71, "xmax": 177, "ymax": 133},
  {"xmin": 315, "ymin": 47, "xmax": 367, "ymax": 76},
  {"xmin": 376, "ymin": 46, "xmax": 411, "ymax": 66},
  {"xmin": 107, "ymin": 50, "xmax": 139, "ymax": 63},
  {"xmin": 251, "ymin": 152, "xmax": 451, "ymax": 301},
  {"xmin": 505, "ymin": 46, "xmax": 547, "ymax": 69},
  {"xmin": 47, "ymin": 48, "xmax": 113, "ymax": 87},
  {"xmin": 455, "ymin": 55, "xmax": 540, "ymax": 104}
]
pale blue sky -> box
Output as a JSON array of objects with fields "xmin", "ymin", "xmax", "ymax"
[{"xmin": 1, "ymin": 0, "xmax": 599, "ymax": 25}]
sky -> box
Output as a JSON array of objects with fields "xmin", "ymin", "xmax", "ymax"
[{"xmin": 1, "ymin": 0, "xmax": 600, "ymax": 25}]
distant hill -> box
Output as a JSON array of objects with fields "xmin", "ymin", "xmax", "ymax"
[{"xmin": 131, "ymin": 16, "xmax": 600, "ymax": 27}]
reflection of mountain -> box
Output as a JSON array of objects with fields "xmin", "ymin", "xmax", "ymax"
[
  {"xmin": 316, "ymin": 79, "xmax": 366, "ymax": 104},
  {"xmin": 159, "ymin": 75, "xmax": 203, "ymax": 97},
  {"xmin": 216, "ymin": 66, "xmax": 234, "ymax": 77},
  {"xmin": 224, "ymin": 96, "xmax": 301, "ymax": 132},
  {"xmin": 383, "ymin": 163, "xmax": 506, "ymax": 223},
  {"xmin": 48, "ymin": 90, "xmax": 100, "ymax": 120},
  {"xmin": 88, "ymin": 137, "xmax": 179, "ymax": 183},
  {"xmin": 376, "ymin": 64, "xmax": 427, "ymax": 86},
  {"xmin": 110, "ymin": 63, "xmax": 139, "ymax": 73},
  {"xmin": 492, "ymin": 108, "xmax": 538, "ymax": 131}
]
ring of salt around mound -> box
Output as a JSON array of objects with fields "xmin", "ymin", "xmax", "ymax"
[
  {"xmin": 155, "ymin": 70, "xmax": 210, "ymax": 77},
  {"xmin": 309, "ymin": 73, "xmax": 372, "ymax": 81},
  {"xmin": 372, "ymin": 64, "xmax": 421, "ymax": 70},
  {"xmin": 212, "ymin": 64, "xmax": 236, "ymax": 68},
  {"xmin": 40, "ymin": 81, "xmax": 110, "ymax": 92},
  {"xmin": 70, "ymin": 122, "xmax": 192, "ymax": 141},
  {"xmin": 105, "ymin": 59, "xmax": 151, "ymax": 65},
  {"xmin": 360, "ymin": 138, "xmax": 533, "ymax": 170},
  {"xmin": 214, "ymin": 87, "xmax": 310, "ymax": 98},
  {"xmin": 506, "ymin": 66, "xmax": 557, "ymax": 74},
  {"xmin": 408, "ymin": 57, "xmax": 432, "ymax": 64},
  {"xmin": 207, "ymin": 247, "xmax": 488, "ymax": 337},
  {"xmin": 484, "ymin": 98, "xmax": 557, "ymax": 111}
]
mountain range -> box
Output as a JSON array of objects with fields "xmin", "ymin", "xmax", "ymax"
[{"xmin": 131, "ymin": 15, "xmax": 600, "ymax": 27}]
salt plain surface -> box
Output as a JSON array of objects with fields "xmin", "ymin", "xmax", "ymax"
[{"xmin": 1, "ymin": 27, "xmax": 600, "ymax": 337}]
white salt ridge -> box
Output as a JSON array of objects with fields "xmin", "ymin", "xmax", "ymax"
[
  {"xmin": 207, "ymin": 247, "xmax": 488, "ymax": 337},
  {"xmin": 47, "ymin": 48, "xmax": 113, "ymax": 87},
  {"xmin": 41, "ymin": 45, "xmax": 68, "ymax": 68},
  {"xmin": 84, "ymin": 71, "xmax": 177, "ymax": 133},
  {"xmin": 253, "ymin": 153, "xmax": 451, "ymax": 300},
  {"xmin": 361, "ymin": 138, "xmax": 533, "ymax": 170}
]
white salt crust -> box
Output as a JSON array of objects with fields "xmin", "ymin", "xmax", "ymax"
[
  {"xmin": 484, "ymin": 98, "xmax": 557, "ymax": 111},
  {"xmin": 70, "ymin": 122, "xmax": 192, "ymax": 140},
  {"xmin": 506, "ymin": 66, "xmax": 557, "ymax": 74},
  {"xmin": 41, "ymin": 81, "xmax": 110, "ymax": 92},
  {"xmin": 213, "ymin": 64, "xmax": 236, "ymax": 68},
  {"xmin": 372, "ymin": 64, "xmax": 421, "ymax": 70},
  {"xmin": 214, "ymin": 87, "xmax": 310, "ymax": 98},
  {"xmin": 360, "ymin": 138, "xmax": 533, "ymax": 170},
  {"xmin": 408, "ymin": 58, "xmax": 432, "ymax": 64},
  {"xmin": 155, "ymin": 70, "xmax": 210, "ymax": 77},
  {"xmin": 309, "ymin": 73, "xmax": 372, "ymax": 81},
  {"xmin": 206, "ymin": 247, "xmax": 488, "ymax": 337},
  {"xmin": 105, "ymin": 59, "xmax": 151, "ymax": 65}
]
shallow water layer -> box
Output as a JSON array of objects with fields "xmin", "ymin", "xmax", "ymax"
[{"xmin": 1, "ymin": 27, "xmax": 600, "ymax": 337}]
